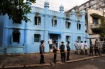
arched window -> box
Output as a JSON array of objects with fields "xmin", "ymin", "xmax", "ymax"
[
  {"xmin": 77, "ymin": 36, "xmax": 81, "ymax": 43},
  {"xmin": 77, "ymin": 23, "xmax": 81, "ymax": 30},
  {"xmin": 65, "ymin": 21, "xmax": 71, "ymax": 29},
  {"xmin": 12, "ymin": 30, "xmax": 20, "ymax": 43},
  {"xmin": 66, "ymin": 36, "xmax": 70, "ymax": 42},
  {"xmin": 34, "ymin": 16, "xmax": 41, "ymax": 25},
  {"xmin": 52, "ymin": 17, "xmax": 57, "ymax": 27}
]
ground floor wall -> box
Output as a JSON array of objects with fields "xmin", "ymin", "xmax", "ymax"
[{"xmin": 0, "ymin": 29, "xmax": 89, "ymax": 54}]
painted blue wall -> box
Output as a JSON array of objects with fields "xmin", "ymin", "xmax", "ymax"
[
  {"xmin": 0, "ymin": 1, "xmax": 89, "ymax": 54},
  {"xmin": 0, "ymin": 15, "xmax": 4, "ymax": 46}
]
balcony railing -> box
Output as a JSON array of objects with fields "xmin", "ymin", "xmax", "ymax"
[{"xmin": 90, "ymin": 23, "xmax": 99, "ymax": 29}]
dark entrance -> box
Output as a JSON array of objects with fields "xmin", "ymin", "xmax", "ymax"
[
  {"xmin": 50, "ymin": 34, "xmax": 58, "ymax": 42},
  {"xmin": 49, "ymin": 34, "xmax": 59, "ymax": 48}
]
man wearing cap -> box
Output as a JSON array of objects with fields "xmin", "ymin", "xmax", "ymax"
[
  {"xmin": 39, "ymin": 40, "xmax": 45, "ymax": 64},
  {"xmin": 66, "ymin": 41, "xmax": 70, "ymax": 60},
  {"xmin": 52, "ymin": 41, "xmax": 58, "ymax": 63},
  {"xmin": 59, "ymin": 41, "xmax": 66, "ymax": 63},
  {"xmin": 94, "ymin": 39, "xmax": 101, "ymax": 56}
]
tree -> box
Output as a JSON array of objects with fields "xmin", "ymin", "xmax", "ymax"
[
  {"xmin": 99, "ymin": 19, "xmax": 105, "ymax": 38},
  {"xmin": 0, "ymin": 0, "xmax": 36, "ymax": 23}
]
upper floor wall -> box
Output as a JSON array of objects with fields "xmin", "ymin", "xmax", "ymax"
[{"xmin": 2, "ymin": 1, "xmax": 86, "ymax": 33}]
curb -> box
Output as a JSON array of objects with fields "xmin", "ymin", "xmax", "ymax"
[
  {"xmin": 66, "ymin": 56, "xmax": 99, "ymax": 63},
  {"xmin": 1, "ymin": 55, "xmax": 105, "ymax": 69}
]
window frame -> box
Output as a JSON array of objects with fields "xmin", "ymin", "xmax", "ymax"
[
  {"xmin": 66, "ymin": 21, "xmax": 71, "ymax": 29},
  {"xmin": 52, "ymin": 17, "xmax": 57, "ymax": 27},
  {"xmin": 12, "ymin": 30, "xmax": 20, "ymax": 43},
  {"xmin": 66, "ymin": 36, "xmax": 70, "ymax": 42},
  {"xmin": 92, "ymin": 17, "xmax": 98, "ymax": 26},
  {"xmin": 34, "ymin": 34, "xmax": 41, "ymax": 42},
  {"xmin": 34, "ymin": 16, "xmax": 41, "ymax": 25},
  {"xmin": 77, "ymin": 36, "xmax": 81, "ymax": 43},
  {"xmin": 77, "ymin": 22, "xmax": 81, "ymax": 30}
]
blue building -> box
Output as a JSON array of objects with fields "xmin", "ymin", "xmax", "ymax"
[{"xmin": 0, "ymin": 1, "xmax": 89, "ymax": 54}]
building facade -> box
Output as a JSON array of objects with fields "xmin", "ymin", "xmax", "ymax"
[
  {"xmin": 0, "ymin": 1, "xmax": 89, "ymax": 54},
  {"xmin": 66, "ymin": 0, "xmax": 105, "ymax": 44}
]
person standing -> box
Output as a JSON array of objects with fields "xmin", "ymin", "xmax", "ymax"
[
  {"xmin": 80, "ymin": 41, "xmax": 85, "ymax": 55},
  {"xmin": 84, "ymin": 41, "xmax": 88, "ymax": 55},
  {"xmin": 103, "ymin": 41, "xmax": 105, "ymax": 53},
  {"xmin": 89, "ymin": 42, "xmax": 94, "ymax": 56},
  {"xmin": 48, "ymin": 38, "xmax": 53, "ymax": 52},
  {"xmin": 74, "ymin": 41, "xmax": 79, "ymax": 55},
  {"xmin": 39, "ymin": 40, "xmax": 45, "ymax": 64},
  {"xmin": 94, "ymin": 39, "xmax": 101, "ymax": 56},
  {"xmin": 52, "ymin": 41, "xmax": 58, "ymax": 64},
  {"xmin": 66, "ymin": 41, "xmax": 70, "ymax": 60},
  {"xmin": 59, "ymin": 41, "xmax": 66, "ymax": 63}
]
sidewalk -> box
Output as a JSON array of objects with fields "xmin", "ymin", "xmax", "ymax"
[{"xmin": 0, "ymin": 51, "xmax": 104, "ymax": 68}]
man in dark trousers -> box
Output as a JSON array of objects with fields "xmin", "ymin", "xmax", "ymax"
[
  {"xmin": 59, "ymin": 41, "xmax": 66, "ymax": 63},
  {"xmin": 53, "ymin": 41, "xmax": 58, "ymax": 64},
  {"xmin": 94, "ymin": 39, "xmax": 101, "ymax": 56},
  {"xmin": 89, "ymin": 42, "xmax": 94, "ymax": 56},
  {"xmin": 103, "ymin": 41, "xmax": 105, "ymax": 53},
  {"xmin": 66, "ymin": 41, "xmax": 70, "ymax": 60},
  {"xmin": 39, "ymin": 40, "xmax": 45, "ymax": 64}
]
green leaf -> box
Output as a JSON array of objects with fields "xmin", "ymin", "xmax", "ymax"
[{"xmin": 0, "ymin": 0, "xmax": 36, "ymax": 22}]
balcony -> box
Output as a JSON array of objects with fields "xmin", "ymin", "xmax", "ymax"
[
  {"xmin": 90, "ymin": 23, "xmax": 99, "ymax": 29},
  {"xmin": 90, "ymin": 23, "xmax": 101, "ymax": 34}
]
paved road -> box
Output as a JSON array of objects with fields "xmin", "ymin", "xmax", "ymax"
[{"xmin": 7, "ymin": 56, "xmax": 105, "ymax": 69}]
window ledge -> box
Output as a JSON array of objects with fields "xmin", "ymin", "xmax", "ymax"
[
  {"xmin": 33, "ymin": 42, "xmax": 40, "ymax": 44},
  {"xmin": 11, "ymin": 42, "xmax": 19, "ymax": 44}
]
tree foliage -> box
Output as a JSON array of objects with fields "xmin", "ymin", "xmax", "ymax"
[
  {"xmin": 99, "ymin": 19, "xmax": 105, "ymax": 37},
  {"xmin": 0, "ymin": 0, "xmax": 36, "ymax": 23}
]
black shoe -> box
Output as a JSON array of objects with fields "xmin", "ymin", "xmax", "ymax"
[
  {"xmin": 67, "ymin": 59, "xmax": 70, "ymax": 61},
  {"xmin": 95, "ymin": 54, "xmax": 97, "ymax": 56},
  {"xmin": 40, "ymin": 62, "xmax": 45, "ymax": 64}
]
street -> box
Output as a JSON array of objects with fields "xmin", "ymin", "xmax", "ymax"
[{"xmin": 6, "ymin": 56, "xmax": 105, "ymax": 69}]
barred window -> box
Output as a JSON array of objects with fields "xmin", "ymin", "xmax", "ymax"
[{"xmin": 34, "ymin": 34, "xmax": 41, "ymax": 42}]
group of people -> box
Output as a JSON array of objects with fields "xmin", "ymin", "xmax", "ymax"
[
  {"xmin": 40, "ymin": 40, "xmax": 70, "ymax": 64},
  {"xmin": 74, "ymin": 41, "xmax": 88, "ymax": 55},
  {"xmin": 39, "ymin": 38, "xmax": 105, "ymax": 64},
  {"xmin": 89, "ymin": 39, "xmax": 101, "ymax": 56},
  {"xmin": 74, "ymin": 39, "xmax": 105, "ymax": 56}
]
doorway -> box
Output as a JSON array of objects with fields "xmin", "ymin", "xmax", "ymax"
[
  {"xmin": 49, "ymin": 34, "xmax": 59, "ymax": 48},
  {"xmin": 49, "ymin": 34, "xmax": 58, "ymax": 42}
]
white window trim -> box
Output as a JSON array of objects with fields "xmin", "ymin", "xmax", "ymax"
[
  {"xmin": 35, "ymin": 16, "xmax": 41, "ymax": 25},
  {"xmin": 34, "ymin": 34, "xmax": 41, "ymax": 42},
  {"xmin": 52, "ymin": 18, "xmax": 57, "ymax": 27}
]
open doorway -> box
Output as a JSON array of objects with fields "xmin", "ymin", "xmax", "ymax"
[{"xmin": 49, "ymin": 34, "xmax": 59, "ymax": 48}]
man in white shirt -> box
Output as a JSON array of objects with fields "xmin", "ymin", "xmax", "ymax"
[
  {"xmin": 80, "ymin": 41, "xmax": 85, "ymax": 55},
  {"xmin": 74, "ymin": 41, "xmax": 79, "ymax": 55},
  {"xmin": 84, "ymin": 41, "xmax": 88, "ymax": 55},
  {"xmin": 48, "ymin": 38, "xmax": 53, "ymax": 52}
]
